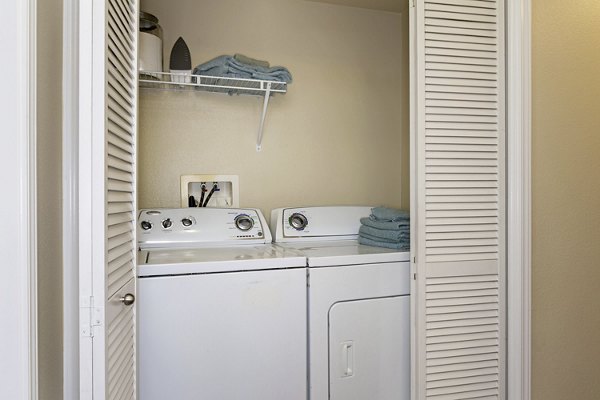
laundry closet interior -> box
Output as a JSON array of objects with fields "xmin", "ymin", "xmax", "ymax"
[
  {"xmin": 85, "ymin": 0, "xmax": 507, "ymax": 398},
  {"xmin": 135, "ymin": 1, "xmax": 413, "ymax": 398},
  {"xmin": 137, "ymin": 0, "xmax": 411, "ymax": 216}
]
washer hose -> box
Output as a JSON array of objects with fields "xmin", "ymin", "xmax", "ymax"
[
  {"xmin": 199, "ymin": 184, "xmax": 206, "ymax": 207},
  {"xmin": 203, "ymin": 183, "xmax": 218, "ymax": 207}
]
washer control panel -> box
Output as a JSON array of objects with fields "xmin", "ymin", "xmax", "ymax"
[{"xmin": 138, "ymin": 208, "xmax": 271, "ymax": 249}]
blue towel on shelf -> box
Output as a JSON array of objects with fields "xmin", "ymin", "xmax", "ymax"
[
  {"xmin": 228, "ymin": 57, "xmax": 292, "ymax": 82},
  {"xmin": 360, "ymin": 217, "xmax": 408, "ymax": 231},
  {"xmin": 193, "ymin": 55, "xmax": 233, "ymax": 73},
  {"xmin": 234, "ymin": 53, "xmax": 270, "ymax": 68},
  {"xmin": 359, "ymin": 226, "xmax": 409, "ymax": 243},
  {"xmin": 193, "ymin": 55, "xmax": 293, "ymax": 83},
  {"xmin": 369, "ymin": 207, "xmax": 409, "ymax": 222},
  {"xmin": 193, "ymin": 55, "xmax": 251, "ymax": 81},
  {"xmin": 358, "ymin": 236, "xmax": 410, "ymax": 251}
]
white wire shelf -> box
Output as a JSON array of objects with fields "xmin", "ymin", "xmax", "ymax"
[
  {"xmin": 139, "ymin": 71, "xmax": 287, "ymax": 96},
  {"xmin": 139, "ymin": 71, "xmax": 287, "ymax": 151}
]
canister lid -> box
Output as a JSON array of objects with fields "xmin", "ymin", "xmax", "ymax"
[{"xmin": 139, "ymin": 11, "xmax": 159, "ymax": 30}]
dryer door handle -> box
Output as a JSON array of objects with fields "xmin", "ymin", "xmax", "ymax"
[{"xmin": 341, "ymin": 341, "xmax": 354, "ymax": 377}]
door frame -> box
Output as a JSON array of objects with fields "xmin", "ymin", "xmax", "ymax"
[
  {"xmin": 506, "ymin": 1, "xmax": 532, "ymax": 398},
  {"xmin": 62, "ymin": 0, "xmax": 80, "ymax": 398},
  {"xmin": 0, "ymin": 0, "xmax": 38, "ymax": 399},
  {"xmin": 61, "ymin": 0, "xmax": 532, "ymax": 398}
]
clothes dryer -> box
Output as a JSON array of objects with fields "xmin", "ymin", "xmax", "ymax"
[
  {"xmin": 137, "ymin": 208, "xmax": 307, "ymax": 400},
  {"xmin": 271, "ymin": 206, "xmax": 411, "ymax": 400}
]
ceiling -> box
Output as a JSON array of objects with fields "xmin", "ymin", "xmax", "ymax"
[{"xmin": 304, "ymin": 0, "xmax": 408, "ymax": 13}]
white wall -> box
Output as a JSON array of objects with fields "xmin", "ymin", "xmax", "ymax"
[{"xmin": 138, "ymin": 0, "xmax": 409, "ymax": 217}]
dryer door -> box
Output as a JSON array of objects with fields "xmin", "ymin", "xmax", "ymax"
[{"xmin": 329, "ymin": 296, "xmax": 410, "ymax": 400}]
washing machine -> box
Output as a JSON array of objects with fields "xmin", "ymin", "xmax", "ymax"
[
  {"xmin": 137, "ymin": 208, "xmax": 307, "ymax": 400},
  {"xmin": 271, "ymin": 206, "xmax": 411, "ymax": 400}
]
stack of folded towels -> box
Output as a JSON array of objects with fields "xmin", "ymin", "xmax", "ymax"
[
  {"xmin": 358, "ymin": 207, "xmax": 410, "ymax": 251},
  {"xmin": 193, "ymin": 54, "xmax": 293, "ymax": 83}
]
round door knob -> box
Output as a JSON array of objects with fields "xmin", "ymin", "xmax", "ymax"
[
  {"xmin": 234, "ymin": 214, "xmax": 254, "ymax": 231},
  {"xmin": 141, "ymin": 221, "xmax": 152, "ymax": 231},
  {"xmin": 162, "ymin": 218, "xmax": 173, "ymax": 229},
  {"xmin": 289, "ymin": 213, "xmax": 308, "ymax": 230},
  {"xmin": 120, "ymin": 293, "xmax": 135, "ymax": 306},
  {"xmin": 181, "ymin": 218, "xmax": 193, "ymax": 227}
]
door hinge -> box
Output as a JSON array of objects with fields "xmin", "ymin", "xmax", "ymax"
[
  {"xmin": 80, "ymin": 296, "xmax": 103, "ymax": 338},
  {"xmin": 413, "ymin": 273, "xmax": 417, "ymax": 281},
  {"xmin": 410, "ymin": 0, "xmax": 416, "ymax": 8}
]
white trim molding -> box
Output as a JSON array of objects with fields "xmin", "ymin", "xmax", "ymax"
[
  {"xmin": 0, "ymin": 0, "xmax": 38, "ymax": 399},
  {"xmin": 62, "ymin": 0, "xmax": 80, "ymax": 398},
  {"xmin": 506, "ymin": 0, "xmax": 532, "ymax": 399}
]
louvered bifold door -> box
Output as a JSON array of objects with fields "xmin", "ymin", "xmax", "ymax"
[
  {"xmin": 412, "ymin": 0, "xmax": 505, "ymax": 399},
  {"xmin": 84, "ymin": 0, "xmax": 138, "ymax": 399}
]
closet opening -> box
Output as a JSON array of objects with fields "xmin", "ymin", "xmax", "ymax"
[{"xmin": 134, "ymin": 1, "xmax": 412, "ymax": 399}]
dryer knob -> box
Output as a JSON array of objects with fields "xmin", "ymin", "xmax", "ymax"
[
  {"xmin": 234, "ymin": 215, "xmax": 254, "ymax": 231},
  {"xmin": 289, "ymin": 213, "xmax": 308, "ymax": 230},
  {"xmin": 181, "ymin": 218, "xmax": 193, "ymax": 227},
  {"xmin": 140, "ymin": 221, "xmax": 153, "ymax": 231},
  {"xmin": 161, "ymin": 218, "xmax": 173, "ymax": 229}
]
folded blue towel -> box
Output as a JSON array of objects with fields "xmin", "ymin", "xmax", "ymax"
[
  {"xmin": 194, "ymin": 56, "xmax": 253, "ymax": 81},
  {"xmin": 234, "ymin": 54, "xmax": 270, "ymax": 68},
  {"xmin": 370, "ymin": 207, "xmax": 409, "ymax": 222},
  {"xmin": 193, "ymin": 55, "xmax": 293, "ymax": 83},
  {"xmin": 359, "ymin": 236, "xmax": 410, "ymax": 251},
  {"xmin": 194, "ymin": 55, "xmax": 232, "ymax": 73},
  {"xmin": 360, "ymin": 217, "xmax": 408, "ymax": 231},
  {"xmin": 359, "ymin": 225, "xmax": 409, "ymax": 242},
  {"xmin": 359, "ymin": 232, "xmax": 408, "ymax": 245},
  {"xmin": 228, "ymin": 58, "xmax": 292, "ymax": 82}
]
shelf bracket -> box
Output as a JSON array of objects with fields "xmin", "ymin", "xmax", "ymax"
[{"xmin": 256, "ymin": 82, "xmax": 272, "ymax": 152}]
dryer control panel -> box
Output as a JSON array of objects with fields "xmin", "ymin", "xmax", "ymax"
[
  {"xmin": 270, "ymin": 206, "xmax": 372, "ymax": 243},
  {"xmin": 138, "ymin": 208, "xmax": 272, "ymax": 249}
]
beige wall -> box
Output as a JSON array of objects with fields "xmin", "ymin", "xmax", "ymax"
[
  {"xmin": 37, "ymin": 0, "xmax": 63, "ymax": 398},
  {"xmin": 36, "ymin": 2, "xmax": 600, "ymax": 399},
  {"xmin": 532, "ymin": 1, "xmax": 600, "ymax": 399},
  {"xmin": 138, "ymin": 0, "xmax": 409, "ymax": 217}
]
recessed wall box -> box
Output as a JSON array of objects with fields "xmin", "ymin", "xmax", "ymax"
[{"xmin": 180, "ymin": 174, "xmax": 240, "ymax": 208}]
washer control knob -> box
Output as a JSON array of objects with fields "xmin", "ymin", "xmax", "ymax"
[
  {"xmin": 161, "ymin": 218, "xmax": 173, "ymax": 229},
  {"xmin": 289, "ymin": 213, "xmax": 308, "ymax": 230},
  {"xmin": 181, "ymin": 218, "xmax": 193, "ymax": 227},
  {"xmin": 140, "ymin": 221, "xmax": 153, "ymax": 231},
  {"xmin": 234, "ymin": 214, "xmax": 254, "ymax": 231}
]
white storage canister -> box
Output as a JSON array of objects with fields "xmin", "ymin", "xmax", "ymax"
[{"xmin": 139, "ymin": 11, "xmax": 163, "ymax": 77}]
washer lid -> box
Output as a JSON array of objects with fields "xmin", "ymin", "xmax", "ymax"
[
  {"xmin": 274, "ymin": 240, "xmax": 409, "ymax": 267},
  {"xmin": 137, "ymin": 245, "xmax": 306, "ymax": 277}
]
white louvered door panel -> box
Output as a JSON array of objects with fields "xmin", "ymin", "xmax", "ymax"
[
  {"xmin": 412, "ymin": 1, "xmax": 505, "ymax": 399},
  {"xmin": 104, "ymin": 0, "xmax": 138, "ymax": 398},
  {"xmin": 80, "ymin": 0, "xmax": 138, "ymax": 399}
]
